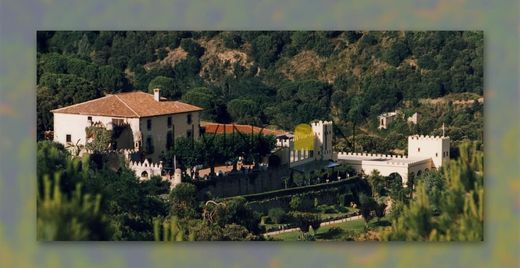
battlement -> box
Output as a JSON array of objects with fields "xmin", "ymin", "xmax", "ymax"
[
  {"xmin": 312, "ymin": 120, "xmax": 333, "ymax": 126},
  {"xmin": 129, "ymin": 159, "xmax": 163, "ymax": 169},
  {"xmin": 118, "ymin": 148, "xmax": 138, "ymax": 154},
  {"xmin": 337, "ymin": 152, "xmax": 408, "ymax": 160},
  {"xmin": 408, "ymin": 134, "xmax": 449, "ymax": 140}
]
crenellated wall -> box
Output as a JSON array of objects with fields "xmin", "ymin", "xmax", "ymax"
[
  {"xmin": 337, "ymin": 152, "xmax": 407, "ymax": 160},
  {"xmin": 408, "ymin": 135, "xmax": 450, "ymax": 168},
  {"xmin": 128, "ymin": 159, "xmax": 163, "ymax": 180}
]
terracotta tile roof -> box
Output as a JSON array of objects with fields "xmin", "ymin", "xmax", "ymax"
[
  {"xmin": 202, "ymin": 123, "xmax": 286, "ymax": 136},
  {"xmin": 51, "ymin": 91, "xmax": 202, "ymax": 117}
]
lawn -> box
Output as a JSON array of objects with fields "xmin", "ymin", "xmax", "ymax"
[
  {"xmin": 269, "ymin": 217, "xmax": 390, "ymax": 241},
  {"xmin": 260, "ymin": 206, "xmax": 359, "ymax": 233}
]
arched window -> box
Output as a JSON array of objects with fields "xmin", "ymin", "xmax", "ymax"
[
  {"xmin": 418, "ymin": 147, "xmax": 421, "ymax": 152},
  {"xmin": 141, "ymin": 171, "xmax": 148, "ymax": 178}
]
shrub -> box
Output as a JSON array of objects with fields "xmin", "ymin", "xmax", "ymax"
[
  {"xmin": 180, "ymin": 38, "xmax": 205, "ymax": 58},
  {"xmin": 317, "ymin": 204, "xmax": 337, "ymax": 214},
  {"xmin": 268, "ymin": 207, "xmax": 286, "ymax": 224},
  {"xmin": 222, "ymin": 32, "xmax": 243, "ymax": 49},
  {"xmin": 327, "ymin": 226, "xmax": 344, "ymax": 237},
  {"xmin": 336, "ymin": 205, "xmax": 348, "ymax": 213},
  {"xmin": 289, "ymin": 195, "xmax": 302, "ymax": 211},
  {"xmin": 290, "ymin": 212, "xmax": 321, "ymax": 233}
]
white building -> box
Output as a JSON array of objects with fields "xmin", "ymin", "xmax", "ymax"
[
  {"xmin": 335, "ymin": 134, "xmax": 450, "ymax": 185},
  {"xmin": 407, "ymin": 112, "xmax": 419, "ymax": 125},
  {"xmin": 378, "ymin": 111, "xmax": 398, "ymax": 129},
  {"xmin": 51, "ymin": 89, "xmax": 202, "ymax": 164},
  {"xmin": 274, "ymin": 120, "xmax": 334, "ymax": 168}
]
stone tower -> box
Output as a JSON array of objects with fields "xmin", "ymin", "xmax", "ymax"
[
  {"xmin": 312, "ymin": 120, "xmax": 333, "ymax": 161},
  {"xmin": 408, "ymin": 135, "xmax": 450, "ymax": 169},
  {"xmin": 172, "ymin": 168, "xmax": 182, "ymax": 188}
]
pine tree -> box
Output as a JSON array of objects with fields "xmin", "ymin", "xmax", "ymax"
[
  {"xmin": 383, "ymin": 141, "xmax": 483, "ymax": 241},
  {"xmin": 37, "ymin": 173, "xmax": 113, "ymax": 240}
]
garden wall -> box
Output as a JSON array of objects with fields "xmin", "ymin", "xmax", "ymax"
[
  {"xmin": 193, "ymin": 164, "xmax": 291, "ymax": 199},
  {"xmin": 242, "ymin": 178, "xmax": 369, "ymax": 214}
]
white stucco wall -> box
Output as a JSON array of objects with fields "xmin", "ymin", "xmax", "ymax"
[
  {"xmin": 312, "ymin": 120, "xmax": 333, "ymax": 161},
  {"xmin": 53, "ymin": 111, "xmax": 200, "ymax": 162},
  {"xmin": 53, "ymin": 113, "xmax": 140, "ymax": 147},
  {"xmin": 408, "ymin": 135, "xmax": 450, "ymax": 168},
  {"xmin": 338, "ymin": 158, "xmax": 434, "ymax": 186}
]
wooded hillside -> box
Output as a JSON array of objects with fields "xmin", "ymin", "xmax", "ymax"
[{"xmin": 37, "ymin": 31, "xmax": 483, "ymax": 145}]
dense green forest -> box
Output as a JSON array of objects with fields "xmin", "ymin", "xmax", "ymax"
[{"xmin": 37, "ymin": 31, "xmax": 483, "ymax": 151}]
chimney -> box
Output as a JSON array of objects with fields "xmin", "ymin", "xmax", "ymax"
[{"xmin": 153, "ymin": 88, "xmax": 160, "ymax": 102}]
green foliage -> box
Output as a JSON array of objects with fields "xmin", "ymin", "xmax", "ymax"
[
  {"xmin": 359, "ymin": 193, "xmax": 377, "ymax": 225},
  {"xmin": 37, "ymin": 141, "xmax": 169, "ymax": 240},
  {"xmin": 180, "ymin": 38, "xmax": 205, "ymax": 57},
  {"xmin": 416, "ymin": 170, "xmax": 445, "ymax": 213},
  {"xmin": 37, "ymin": 140, "xmax": 89, "ymax": 197},
  {"xmin": 187, "ymin": 219, "xmax": 255, "ymax": 241},
  {"xmin": 383, "ymin": 141, "xmax": 483, "ymax": 241},
  {"xmin": 251, "ymin": 34, "xmax": 284, "ymax": 68},
  {"xmin": 85, "ymin": 126, "xmax": 112, "ymax": 153},
  {"xmin": 345, "ymin": 31, "xmax": 363, "ymax": 44},
  {"xmin": 289, "ymin": 212, "xmax": 321, "ymax": 233},
  {"xmin": 153, "ymin": 216, "xmax": 188, "ymax": 241},
  {"xmin": 267, "ymin": 79, "xmax": 332, "ymax": 129},
  {"xmin": 267, "ymin": 207, "xmax": 286, "ymax": 224},
  {"xmin": 222, "ymin": 32, "xmax": 243, "ymax": 49},
  {"xmin": 37, "ymin": 31, "xmax": 482, "ymax": 143},
  {"xmin": 83, "ymin": 165, "xmax": 170, "ymax": 240},
  {"xmin": 181, "ymin": 87, "xmax": 218, "ymax": 120},
  {"xmin": 37, "ymin": 169, "xmax": 113, "ymax": 241},
  {"xmin": 148, "ymin": 76, "xmax": 181, "ymax": 99},
  {"xmin": 226, "ymin": 98, "xmax": 261, "ymax": 125},
  {"xmin": 290, "ymin": 196, "xmax": 303, "ymax": 211},
  {"xmin": 169, "ymin": 183, "xmax": 197, "ymax": 219},
  {"xmin": 289, "ymin": 31, "xmax": 335, "ymax": 57},
  {"xmin": 367, "ymin": 170, "xmax": 385, "ymax": 197},
  {"xmin": 382, "ymin": 41, "xmax": 411, "ymax": 66},
  {"xmin": 161, "ymin": 133, "xmax": 276, "ymax": 177}
]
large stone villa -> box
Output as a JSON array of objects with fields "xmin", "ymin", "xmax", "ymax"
[
  {"xmin": 51, "ymin": 89, "xmax": 450, "ymax": 188},
  {"xmin": 52, "ymin": 88, "xmax": 202, "ymax": 163}
]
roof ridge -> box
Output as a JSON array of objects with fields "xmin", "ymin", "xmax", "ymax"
[
  {"xmin": 51, "ymin": 94, "xmax": 113, "ymax": 112},
  {"xmin": 114, "ymin": 94, "xmax": 140, "ymax": 117}
]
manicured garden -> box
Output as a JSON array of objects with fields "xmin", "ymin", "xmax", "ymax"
[{"xmin": 269, "ymin": 216, "xmax": 390, "ymax": 241}]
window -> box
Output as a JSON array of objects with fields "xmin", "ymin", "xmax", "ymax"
[
  {"xmin": 418, "ymin": 148, "xmax": 420, "ymax": 152},
  {"xmin": 167, "ymin": 116, "xmax": 172, "ymax": 128},
  {"xmin": 166, "ymin": 131, "xmax": 173, "ymax": 149},
  {"xmin": 112, "ymin": 118, "xmax": 124, "ymax": 126},
  {"xmin": 146, "ymin": 136, "xmax": 154, "ymax": 154},
  {"xmin": 435, "ymin": 153, "xmax": 438, "ymax": 157},
  {"xmin": 66, "ymin": 134, "xmax": 71, "ymax": 143},
  {"xmin": 87, "ymin": 116, "xmax": 92, "ymax": 121},
  {"xmin": 147, "ymin": 119, "xmax": 152, "ymax": 130},
  {"xmin": 187, "ymin": 113, "xmax": 192, "ymax": 124},
  {"xmin": 186, "ymin": 130, "xmax": 192, "ymax": 138}
]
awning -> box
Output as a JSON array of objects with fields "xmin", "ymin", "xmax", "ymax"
[{"xmin": 291, "ymin": 160, "xmax": 340, "ymax": 173}]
